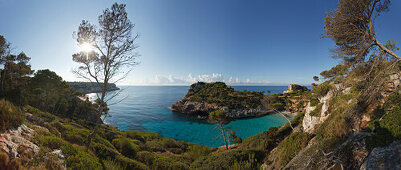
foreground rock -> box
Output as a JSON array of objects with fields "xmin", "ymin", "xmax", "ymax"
[
  {"xmin": 361, "ymin": 141, "xmax": 401, "ymax": 170},
  {"xmin": 0, "ymin": 124, "xmax": 39, "ymax": 159}
]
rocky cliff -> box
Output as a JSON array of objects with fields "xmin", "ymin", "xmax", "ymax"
[
  {"xmin": 171, "ymin": 82, "xmax": 270, "ymax": 118},
  {"xmin": 261, "ymin": 71, "xmax": 401, "ymax": 169},
  {"xmin": 68, "ymin": 82, "xmax": 120, "ymax": 94}
]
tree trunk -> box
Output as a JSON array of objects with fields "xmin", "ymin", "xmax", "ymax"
[
  {"xmin": 219, "ymin": 124, "xmax": 228, "ymax": 150},
  {"xmin": 375, "ymin": 40, "xmax": 401, "ymax": 61}
]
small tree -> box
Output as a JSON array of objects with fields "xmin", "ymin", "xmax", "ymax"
[
  {"xmin": 72, "ymin": 3, "xmax": 139, "ymax": 147},
  {"xmin": 229, "ymin": 131, "xmax": 242, "ymax": 144},
  {"xmin": 324, "ymin": 0, "xmax": 400, "ymax": 63},
  {"xmin": 209, "ymin": 110, "xmax": 231, "ymax": 150},
  {"xmin": 313, "ymin": 76, "xmax": 319, "ymax": 82},
  {"xmin": 320, "ymin": 64, "xmax": 349, "ymax": 80}
]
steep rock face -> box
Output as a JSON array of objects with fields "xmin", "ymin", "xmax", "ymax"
[
  {"xmin": 302, "ymin": 88, "xmax": 334, "ymax": 133},
  {"xmin": 171, "ymin": 99, "xmax": 269, "ymax": 118},
  {"xmin": 0, "ymin": 124, "xmax": 39, "ymax": 159},
  {"xmin": 302, "ymin": 102, "xmax": 320, "ymax": 133},
  {"xmin": 360, "ymin": 141, "xmax": 401, "ymax": 170}
]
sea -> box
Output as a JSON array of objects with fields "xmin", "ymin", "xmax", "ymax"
[{"xmin": 89, "ymin": 86, "xmax": 289, "ymax": 147}]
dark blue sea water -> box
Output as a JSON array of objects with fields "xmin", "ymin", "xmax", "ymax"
[{"xmin": 98, "ymin": 86, "xmax": 289, "ymax": 147}]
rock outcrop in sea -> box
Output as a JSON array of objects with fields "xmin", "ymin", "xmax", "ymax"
[{"xmin": 171, "ymin": 82, "xmax": 271, "ymax": 118}]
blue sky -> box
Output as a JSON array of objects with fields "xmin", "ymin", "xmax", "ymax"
[{"xmin": 0, "ymin": 0, "xmax": 400, "ymax": 85}]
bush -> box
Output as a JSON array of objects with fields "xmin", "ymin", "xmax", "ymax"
[
  {"xmin": 136, "ymin": 151, "xmax": 157, "ymax": 166},
  {"xmin": 162, "ymin": 138, "xmax": 179, "ymax": 148},
  {"xmin": 309, "ymin": 103, "xmax": 323, "ymax": 117},
  {"xmin": 313, "ymin": 82, "xmax": 332, "ymax": 97},
  {"xmin": 116, "ymin": 155, "xmax": 149, "ymax": 170},
  {"xmin": 145, "ymin": 140, "xmax": 164, "ymax": 152},
  {"xmin": 43, "ymin": 136, "xmax": 68, "ymax": 149},
  {"xmin": 103, "ymin": 159, "xmax": 126, "ymax": 170},
  {"xmin": 90, "ymin": 142, "xmax": 119, "ymax": 159},
  {"xmin": 270, "ymin": 102, "xmax": 284, "ymax": 110},
  {"xmin": 379, "ymin": 106, "xmax": 401, "ymax": 138},
  {"xmin": 190, "ymin": 150, "xmax": 263, "ymax": 170},
  {"xmin": 66, "ymin": 150, "xmax": 102, "ymax": 169},
  {"xmin": 365, "ymin": 127, "xmax": 394, "ymax": 151},
  {"xmin": 229, "ymin": 153, "xmax": 260, "ymax": 170},
  {"xmin": 112, "ymin": 137, "xmax": 139, "ymax": 158},
  {"xmin": 310, "ymin": 99, "xmax": 319, "ymax": 107},
  {"xmin": 153, "ymin": 156, "xmax": 186, "ymax": 170},
  {"xmin": 124, "ymin": 130, "xmax": 161, "ymax": 143},
  {"xmin": 273, "ymin": 132, "xmax": 311, "ymax": 168},
  {"xmin": 0, "ymin": 99, "xmax": 24, "ymax": 131},
  {"xmin": 188, "ymin": 145, "xmax": 212, "ymax": 161}
]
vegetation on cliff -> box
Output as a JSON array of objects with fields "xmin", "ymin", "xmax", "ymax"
[{"xmin": 185, "ymin": 82, "xmax": 264, "ymax": 109}]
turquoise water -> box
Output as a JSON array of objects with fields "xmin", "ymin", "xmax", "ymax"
[{"xmin": 101, "ymin": 86, "xmax": 289, "ymax": 147}]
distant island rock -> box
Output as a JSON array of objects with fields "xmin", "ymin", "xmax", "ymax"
[
  {"xmin": 68, "ymin": 82, "xmax": 120, "ymax": 94},
  {"xmin": 171, "ymin": 82, "xmax": 272, "ymax": 119}
]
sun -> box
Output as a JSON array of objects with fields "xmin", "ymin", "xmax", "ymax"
[{"xmin": 79, "ymin": 42, "xmax": 94, "ymax": 53}]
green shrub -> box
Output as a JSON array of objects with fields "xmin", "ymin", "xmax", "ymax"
[
  {"xmin": 24, "ymin": 105, "xmax": 55, "ymax": 122},
  {"xmin": 365, "ymin": 127, "xmax": 394, "ymax": 151},
  {"xmin": 274, "ymin": 132, "xmax": 311, "ymax": 168},
  {"xmin": 229, "ymin": 153, "xmax": 260, "ymax": 170},
  {"xmin": 145, "ymin": 140, "xmax": 164, "ymax": 152},
  {"xmin": 190, "ymin": 150, "xmax": 263, "ymax": 170},
  {"xmin": 270, "ymin": 102, "xmax": 284, "ymax": 110},
  {"xmin": 188, "ymin": 145, "xmax": 212, "ymax": 161},
  {"xmin": 112, "ymin": 137, "xmax": 139, "ymax": 158},
  {"xmin": 310, "ymin": 99, "xmax": 319, "ymax": 107},
  {"xmin": 43, "ymin": 136, "xmax": 68, "ymax": 149},
  {"xmin": 103, "ymin": 159, "xmax": 126, "ymax": 170},
  {"xmin": 162, "ymin": 138, "xmax": 179, "ymax": 148},
  {"xmin": 309, "ymin": 103, "xmax": 323, "ymax": 117},
  {"xmin": 90, "ymin": 142, "xmax": 119, "ymax": 159},
  {"xmin": 62, "ymin": 124, "xmax": 90, "ymax": 144},
  {"xmin": 136, "ymin": 151, "xmax": 157, "ymax": 166},
  {"xmin": 0, "ymin": 99, "xmax": 24, "ymax": 131},
  {"xmin": 124, "ymin": 130, "xmax": 161, "ymax": 143},
  {"xmin": 116, "ymin": 155, "xmax": 149, "ymax": 170},
  {"xmin": 313, "ymin": 82, "xmax": 332, "ymax": 97},
  {"xmin": 379, "ymin": 106, "xmax": 401, "ymax": 138},
  {"xmin": 153, "ymin": 156, "xmax": 186, "ymax": 170},
  {"xmin": 65, "ymin": 149, "xmax": 102, "ymax": 169},
  {"xmin": 383, "ymin": 92, "xmax": 401, "ymax": 110}
]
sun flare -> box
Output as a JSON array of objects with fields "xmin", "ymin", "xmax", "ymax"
[{"xmin": 79, "ymin": 42, "xmax": 93, "ymax": 53}]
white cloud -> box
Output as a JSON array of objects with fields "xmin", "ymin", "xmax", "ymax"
[{"xmin": 132, "ymin": 73, "xmax": 271, "ymax": 85}]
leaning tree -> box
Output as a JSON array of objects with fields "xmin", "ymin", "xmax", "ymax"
[
  {"xmin": 324, "ymin": 0, "xmax": 400, "ymax": 64},
  {"xmin": 72, "ymin": 3, "xmax": 139, "ymax": 147}
]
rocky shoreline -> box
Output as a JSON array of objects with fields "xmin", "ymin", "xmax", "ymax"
[
  {"xmin": 171, "ymin": 99, "xmax": 275, "ymax": 119},
  {"xmin": 171, "ymin": 82, "xmax": 307, "ymax": 119}
]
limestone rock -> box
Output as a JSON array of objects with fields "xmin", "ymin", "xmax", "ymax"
[
  {"xmin": 0, "ymin": 124, "xmax": 39, "ymax": 159},
  {"xmin": 360, "ymin": 141, "xmax": 401, "ymax": 170}
]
